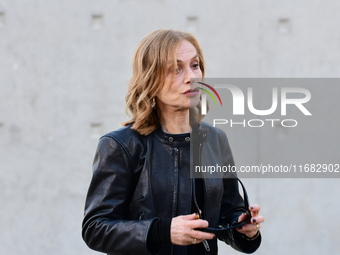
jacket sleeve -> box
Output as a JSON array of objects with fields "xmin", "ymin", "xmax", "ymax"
[
  {"xmin": 218, "ymin": 132, "xmax": 261, "ymax": 254},
  {"xmin": 82, "ymin": 136, "xmax": 157, "ymax": 255}
]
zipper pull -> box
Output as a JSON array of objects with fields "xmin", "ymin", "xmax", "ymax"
[
  {"xmin": 138, "ymin": 211, "xmax": 144, "ymax": 220},
  {"xmin": 202, "ymin": 240, "xmax": 210, "ymax": 251}
]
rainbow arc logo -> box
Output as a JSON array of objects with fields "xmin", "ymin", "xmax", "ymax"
[{"xmin": 196, "ymin": 82, "xmax": 222, "ymax": 115}]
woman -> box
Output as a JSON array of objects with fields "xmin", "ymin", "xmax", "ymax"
[{"xmin": 82, "ymin": 29, "xmax": 264, "ymax": 255}]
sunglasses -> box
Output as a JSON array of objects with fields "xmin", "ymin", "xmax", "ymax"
[{"xmin": 193, "ymin": 178, "xmax": 251, "ymax": 234}]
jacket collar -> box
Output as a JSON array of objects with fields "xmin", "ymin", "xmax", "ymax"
[
  {"xmin": 153, "ymin": 127, "xmax": 191, "ymax": 146},
  {"xmin": 153, "ymin": 123, "xmax": 209, "ymax": 146}
]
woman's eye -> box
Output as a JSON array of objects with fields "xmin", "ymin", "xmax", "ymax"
[
  {"xmin": 174, "ymin": 68, "xmax": 181, "ymax": 74},
  {"xmin": 192, "ymin": 63, "xmax": 200, "ymax": 70}
]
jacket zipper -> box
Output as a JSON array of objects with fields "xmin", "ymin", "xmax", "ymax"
[
  {"xmin": 198, "ymin": 142, "xmax": 203, "ymax": 165},
  {"xmin": 170, "ymin": 147, "xmax": 180, "ymax": 255},
  {"xmin": 138, "ymin": 211, "xmax": 144, "ymax": 220},
  {"xmin": 197, "ymin": 142, "xmax": 210, "ymax": 252}
]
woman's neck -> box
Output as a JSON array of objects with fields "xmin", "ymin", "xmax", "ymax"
[{"xmin": 159, "ymin": 108, "xmax": 191, "ymax": 134}]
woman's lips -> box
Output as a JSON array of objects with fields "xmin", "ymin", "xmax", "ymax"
[{"xmin": 183, "ymin": 88, "xmax": 199, "ymax": 96}]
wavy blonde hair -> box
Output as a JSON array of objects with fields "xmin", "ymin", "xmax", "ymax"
[{"xmin": 122, "ymin": 29, "xmax": 205, "ymax": 135}]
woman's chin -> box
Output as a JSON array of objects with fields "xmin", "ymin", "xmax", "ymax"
[{"xmin": 189, "ymin": 97, "xmax": 200, "ymax": 108}]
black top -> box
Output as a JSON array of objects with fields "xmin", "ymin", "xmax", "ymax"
[{"xmin": 147, "ymin": 132, "xmax": 206, "ymax": 254}]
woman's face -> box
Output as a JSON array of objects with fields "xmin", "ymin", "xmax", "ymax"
[{"xmin": 156, "ymin": 40, "xmax": 202, "ymax": 112}]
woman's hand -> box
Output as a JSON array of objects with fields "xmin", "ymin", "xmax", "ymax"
[
  {"xmin": 170, "ymin": 213, "xmax": 215, "ymax": 245},
  {"xmin": 235, "ymin": 204, "xmax": 264, "ymax": 238}
]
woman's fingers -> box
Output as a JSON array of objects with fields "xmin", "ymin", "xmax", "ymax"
[
  {"xmin": 170, "ymin": 214, "xmax": 215, "ymax": 246},
  {"xmin": 249, "ymin": 204, "xmax": 261, "ymax": 217},
  {"xmin": 236, "ymin": 221, "xmax": 261, "ymax": 238},
  {"xmin": 238, "ymin": 204, "xmax": 262, "ymax": 223},
  {"xmin": 238, "ymin": 212, "xmax": 249, "ymax": 222},
  {"xmin": 181, "ymin": 213, "xmax": 200, "ymax": 221},
  {"xmin": 249, "ymin": 204, "xmax": 264, "ymax": 225},
  {"xmin": 236, "ymin": 204, "xmax": 264, "ymax": 238},
  {"xmin": 251, "ymin": 215, "xmax": 265, "ymax": 224},
  {"xmin": 190, "ymin": 228, "xmax": 215, "ymax": 240}
]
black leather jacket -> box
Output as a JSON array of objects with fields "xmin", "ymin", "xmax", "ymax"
[{"xmin": 82, "ymin": 122, "xmax": 261, "ymax": 255}]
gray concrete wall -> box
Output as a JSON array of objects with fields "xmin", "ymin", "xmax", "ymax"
[{"xmin": 0, "ymin": 1, "xmax": 339, "ymax": 254}]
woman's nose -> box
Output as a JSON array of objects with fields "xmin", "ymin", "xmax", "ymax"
[{"xmin": 184, "ymin": 67, "xmax": 196, "ymax": 84}]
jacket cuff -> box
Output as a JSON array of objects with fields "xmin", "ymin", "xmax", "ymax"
[
  {"xmin": 232, "ymin": 229, "xmax": 262, "ymax": 254},
  {"xmin": 147, "ymin": 218, "xmax": 172, "ymax": 254}
]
